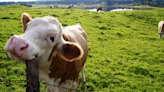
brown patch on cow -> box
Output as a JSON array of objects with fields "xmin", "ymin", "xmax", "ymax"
[
  {"xmin": 21, "ymin": 13, "xmax": 32, "ymax": 33},
  {"xmin": 48, "ymin": 44, "xmax": 58, "ymax": 62},
  {"xmin": 97, "ymin": 6, "xmax": 102, "ymax": 12},
  {"xmin": 68, "ymin": 4, "xmax": 73, "ymax": 9},
  {"xmin": 49, "ymin": 25, "xmax": 88, "ymax": 86},
  {"xmin": 162, "ymin": 24, "xmax": 164, "ymax": 33},
  {"xmin": 62, "ymin": 33, "xmax": 75, "ymax": 42},
  {"xmin": 49, "ymin": 53, "xmax": 82, "ymax": 85}
]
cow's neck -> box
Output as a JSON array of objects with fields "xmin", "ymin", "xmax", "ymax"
[{"xmin": 49, "ymin": 52, "xmax": 81, "ymax": 85}]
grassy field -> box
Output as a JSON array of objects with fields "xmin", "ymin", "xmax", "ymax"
[{"xmin": 0, "ymin": 5, "xmax": 164, "ymax": 92}]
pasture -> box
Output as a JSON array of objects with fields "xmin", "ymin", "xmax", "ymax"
[{"xmin": 0, "ymin": 5, "xmax": 164, "ymax": 91}]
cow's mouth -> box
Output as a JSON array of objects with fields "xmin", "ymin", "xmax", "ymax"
[
  {"xmin": 9, "ymin": 52, "xmax": 24, "ymax": 59},
  {"xmin": 8, "ymin": 51, "xmax": 38, "ymax": 61},
  {"xmin": 34, "ymin": 55, "xmax": 38, "ymax": 59},
  {"xmin": 26, "ymin": 55, "xmax": 38, "ymax": 61}
]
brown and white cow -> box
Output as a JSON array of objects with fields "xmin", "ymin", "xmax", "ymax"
[
  {"xmin": 68, "ymin": 4, "xmax": 73, "ymax": 9},
  {"xmin": 4, "ymin": 13, "xmax": 88, "ymax": 92},
  {"xmin": 158, "ymin": 20, "xmax": 164, "ymax": 39},
  {"xmin": 97, "ymin": 6, "xmax": 102, "ymax": 12},
  {"xmin": 50, "ymin": 5, "xmax": 54, "ymax": 9}
]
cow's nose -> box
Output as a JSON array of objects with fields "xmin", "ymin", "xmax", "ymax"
[{"xmin": 8, "ymin": 37, "xmax": 28, "ymax": 57}]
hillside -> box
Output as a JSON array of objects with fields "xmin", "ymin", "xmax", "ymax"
[{"xmin": 0, "ymin": 5, "xmax": 164, "ymax": 92}]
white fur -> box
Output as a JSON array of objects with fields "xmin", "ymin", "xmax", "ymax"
[
  {"xmin": 158, "ymin": 20, "xmax": 164, "ymax": 39},
  {"xmin": 81, "ymin": 64, "xmax": 86, "ymax": 83}
]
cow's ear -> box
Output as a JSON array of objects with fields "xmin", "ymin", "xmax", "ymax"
[
  {"xmin": 21, "ymin": 13, "xmax": 32, "ymax": 33},
  {"xmin": 59, "ymin": 42, "xmax": 83, "ymax": 62}
]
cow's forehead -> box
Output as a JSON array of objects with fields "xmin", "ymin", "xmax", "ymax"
[
  {"xmin": 31, "ymin": 16, "xmax": 60, "ymax": 27},
  {"xmin": 25, "ymin": 16, "xmax": 62, "ymax": 35},
  {"xmin": 21, "ymin": 16, "xmax": 63, "ymax": 45}
]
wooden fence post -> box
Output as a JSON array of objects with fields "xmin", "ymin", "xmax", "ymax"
[{"xmin": 26, "ymin": 56, "xmax": 40, "ymax": 92}]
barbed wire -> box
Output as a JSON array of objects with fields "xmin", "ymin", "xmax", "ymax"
[
  {"xmin": 43, "ymin": 82, "xmax": 96, "ymax": 92},
  {"xmin": 0, "ymin": 79, "xmax": 96, "ymax": 92},
  {"xmin": 0, "ymin": 79, "xmax": 26, "ymax": 82}
]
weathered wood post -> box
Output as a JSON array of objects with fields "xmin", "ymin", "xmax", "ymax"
[{"xmin": 26, "ymin": 56, "xmax": 40, "ymax": 92}]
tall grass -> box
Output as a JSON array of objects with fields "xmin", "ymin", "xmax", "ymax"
[{"xmin": 0, "ymin": 5, "xmax": 164, "ymax": 92}]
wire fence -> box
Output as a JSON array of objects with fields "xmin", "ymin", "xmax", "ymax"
[{"xmin": 0, "ymin": 79, "xmax": 96, "ymax": 92}]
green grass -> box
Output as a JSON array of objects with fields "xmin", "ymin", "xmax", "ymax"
[{"xmin": 1, "ymin": 5, "xmax": 164, "ymax": 92}]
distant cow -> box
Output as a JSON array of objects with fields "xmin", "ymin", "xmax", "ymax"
[
  {"xmin": 97, "ymin": 6, "xmax": 102, "ymax": 12},
  {"xmin": 28, "ymin": 5, "xmax": 32, "ymax": 7},
  {"xmin": 158, "ymin": 20, "xmax": 164, "ymax": 39},
  {"xmin": 68, "ymin": 4, "xmax": 73, "ymax": 9},
  {"xmin": 4, "ymin": 13, "xmax": 88, "ymax": 92},
  {"xmin": 50, "ymin": 5, "xmax": 54, "ymax": 9}
]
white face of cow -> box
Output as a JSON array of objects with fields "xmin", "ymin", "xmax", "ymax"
[{"xmin": 4, "ymin": 13, "xmax": 83, "ymax": 65}]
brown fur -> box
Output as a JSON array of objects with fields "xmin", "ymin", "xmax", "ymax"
[
  {"xmin": 50, "ymin": 5, "xmax": 54, "ymax": 9},
  {"xmin": 97, "ymin": 6, "xmax": 102, "ymax": 12},
  {"xmin": 62, "ymin": 33, "xmax": 75, "ymax": 42},
  {"xmin": 48, "ymin": 44, "xmax": 58, "ymax": 62},
  {"xmin": 49, "ymin": 53, "xmax": 82, "ymax": 84},
  {"xmin": 68, "ymin": 4, "xmax": 73, "ymax": 9},
  {"xmin": 161, "ymin": 24, "xmax": 164, "ymax": 33},
  {"xmin": 21, "ymin": 13, "xmax": 32, "ymax": 33}
]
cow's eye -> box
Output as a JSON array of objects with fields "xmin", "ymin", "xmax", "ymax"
[{"xmin": 50, "ymin": 37, "xmax": 54, "ymax": 42}]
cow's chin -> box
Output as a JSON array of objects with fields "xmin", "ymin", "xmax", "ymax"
[{"xmin": 7, "ymin": 52, "xmax": 35, "ymax": 64}]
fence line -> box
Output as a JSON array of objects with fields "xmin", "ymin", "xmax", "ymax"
[
  {"xmin": 0, "ymin": 79, "xmax": 96, "ymax": 92},
  {"xmin": 43, "ymin": 82, "xmax": 95, "ymax": 92}
]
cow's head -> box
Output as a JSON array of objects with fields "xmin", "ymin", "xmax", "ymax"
[{"xmin": 4, "ymin": 13, "xmax": 83, "ymax": 64}]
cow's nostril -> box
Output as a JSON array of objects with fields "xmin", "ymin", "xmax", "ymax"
[
  {"xmin": 20, "ymin": 47, "xmax": 25, "ymax": 50},
  {"xmin": 20, "ymin": 45, "xmax": 28, "ymax": 51}
]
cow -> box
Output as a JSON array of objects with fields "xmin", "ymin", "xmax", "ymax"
[
  {"xmin": 68, "ymin": 4, "xmax": 73, "ymax": 9},
  {"xmin": 4, "ymin": 13, "xmax": 88, "ymax": 92},
  {"xmin": 158, "ymin": 20, "xmax": 164, "ymax": 39},
  {"xmin": 50, "ymin": 5, "xmax": 54, "ymax": 9},
  {"xmin": 97, "ymin": 6, "xmax": 102, "ymax": 12}
]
